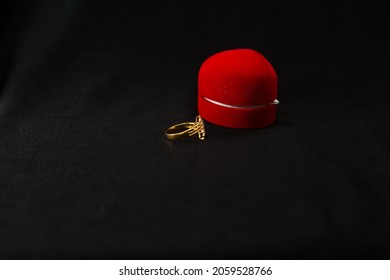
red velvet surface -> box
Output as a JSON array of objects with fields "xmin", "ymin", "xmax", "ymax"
[{"xmin": 198, "ymin": 48, "xmax": 278, "ymax": 128}]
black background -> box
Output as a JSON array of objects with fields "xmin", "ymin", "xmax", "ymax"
[{"xmin": 1, "ymin": 0, "xmax": 390, "ymax": 259}]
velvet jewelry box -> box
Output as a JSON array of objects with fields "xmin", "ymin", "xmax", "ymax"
[{"xmin": 198, "ymin": 49, "xmax": 278, "ymax": 129}]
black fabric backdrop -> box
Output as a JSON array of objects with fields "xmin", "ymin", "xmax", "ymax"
[{"xmin": 1, "ymin": 0, "xmax": 390, "ymax": 259}]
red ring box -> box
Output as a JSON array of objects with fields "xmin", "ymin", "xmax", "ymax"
[{"xmin": 198, "ymin": 48, "xmax": 278, "ymax": 129}]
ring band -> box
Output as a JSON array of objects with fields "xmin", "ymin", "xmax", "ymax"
[{"xmin": 165, "ymin": 115, "xmax": 206, "ymax": 140}]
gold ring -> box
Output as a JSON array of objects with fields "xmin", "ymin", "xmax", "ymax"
[{"xmin": 165, "ymin": 115, "xmax": 206, "ymax": 140}]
